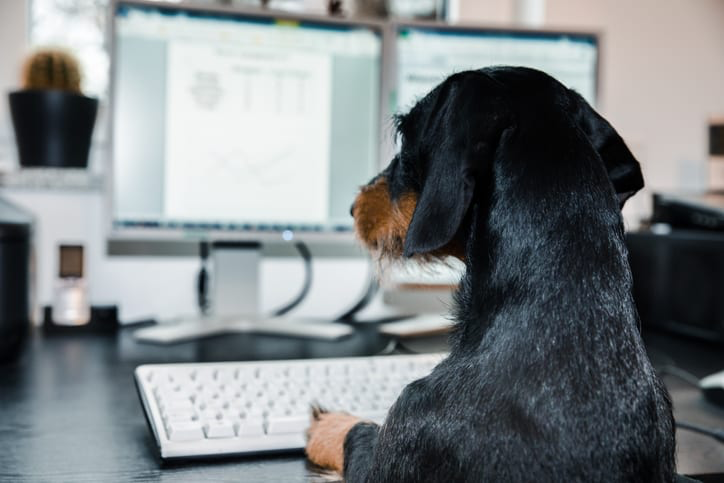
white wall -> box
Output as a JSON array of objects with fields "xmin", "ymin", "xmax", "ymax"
[
  {"xmin": 457, "ymin": 0, "xmax": 514, "ymax": 24},
  {"xmin": 0, "ymin": 1, "xmax": 27, "ymax": 170},
  {"xmin": 547, "ymin": 0, "xmax": 724, "ymax": 222},
  {"xmin": 460, "ymin": 0, "xmax": 724, "ymax": 223}
]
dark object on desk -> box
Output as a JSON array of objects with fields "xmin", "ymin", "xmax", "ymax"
[
  {"xmin": 8, "ymin": 90, "xmax": 98, "ymax": 168},
  {"xmin": 0, "ymin": 197, "xmax": 32, "ymax": 363},
  {"xmin": 711, "ymin": 123, "xmax": 724, "ymax": 156},
  {"xmin": 42, "ymin": 304, "xmax": 119, "ymax": 334},
  {"xmin": 628, "ymin": 229, "xmax": 724, "ymax": 343},
  {"xmin": 651, "ymin": 192, "xmax": 724, "ymax": 231}
]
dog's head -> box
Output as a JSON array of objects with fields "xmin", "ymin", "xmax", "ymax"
[{"xmin": 351, "ymin": 67, "xmax": 643, "ymax": 261}]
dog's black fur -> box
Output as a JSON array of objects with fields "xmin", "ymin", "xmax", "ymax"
[{"xmin": 344, "ymin": 67, "xmax": 675, "ymax": 482}]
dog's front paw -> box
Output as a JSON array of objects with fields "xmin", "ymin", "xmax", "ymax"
[{"xmin": 305, "ymin": 406, "xmax": 361, "ymax": 473}]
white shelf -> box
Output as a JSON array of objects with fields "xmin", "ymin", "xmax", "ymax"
[{"xmin": 0, "ymin": 168, "xmax": 102, "ymax": 191}]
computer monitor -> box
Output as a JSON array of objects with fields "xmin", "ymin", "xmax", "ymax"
[
  {"xmin": 108, "ymin": 1, "xmax": 384, "ymax": 340},
  {"xmin": 392, "ymin": 22, "xmax": 599, "ymax": 116},
  {"xmin": 109, "ymin": 0, "xmax": 383, "ymax": 244}
]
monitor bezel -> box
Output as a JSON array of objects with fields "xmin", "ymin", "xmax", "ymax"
[{"xmin": 106, "ymin": 0, "xmax": 388, "ymax": 244}]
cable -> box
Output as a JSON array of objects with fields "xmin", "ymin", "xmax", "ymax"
[
  {"xmin": 272, "ymin": 242, "xmax": 312, "ymax": 317},
  {"xmin": 334, "ymin": 264, "xmax": 379, "ymax": 321},
  {"xmin": 270, "ymin": 247, "xmax": 379, "ymax": 320},
  {"xmin": 656, "ymin": 365, "xmax": 701, "ymax": 388},
  {"xmin": 676, "ymin": 420, "xmax": 724, "ymax": 444},
  {"xmin": 658, "ymin": 367, "xmax": 724, "ymax": 446},
  {"xmin": 196, "ymin": 241, "xmax": 210, "ymax": 316}
]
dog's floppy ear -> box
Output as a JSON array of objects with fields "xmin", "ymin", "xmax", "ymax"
[
  {"xmin": 570, "ymin": 91, "xmax": 644, "ymax": 206},
  {"xmin": 403, "ymin": 73, "xmax": 508, "ymax": 258}
]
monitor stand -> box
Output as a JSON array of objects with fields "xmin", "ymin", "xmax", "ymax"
[{"xmin": 132, "ymin": 242, "xmax": 354, "ymax": 344}]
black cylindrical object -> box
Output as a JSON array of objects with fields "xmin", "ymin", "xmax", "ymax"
[
  {"xmin": 8, "ymin": 90, "xmax": 98, "ymax": 168},
  {"xmin": 0, "ymin": 198, "xmax": 32, "ymax": 362}
]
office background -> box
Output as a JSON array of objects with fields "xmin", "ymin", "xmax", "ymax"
[
  {"xmin": 0, "ymin": 0, "xmax": 723, "ymax": 324},
  {"xmin": 1, "ymin": 1, "xmax": 724, "ymax": 479}
]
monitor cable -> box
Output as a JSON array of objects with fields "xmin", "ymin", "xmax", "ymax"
[
  {"xmin": 676, "ymin": 420, "xmax": 724, "ymax": 444},
  {"xmin": 656, "ymin": 365, "xmax": 701, "ymax": 388},
  {"xmin": 335, "ymin": 261, "xmax": 379, "ymax": 321},
  {"xmin": 656, "ymin": 364, "xmax": 724, "ymax": 445},
  {"xmin": 272, "ymin": 242, "xmax": 312, "ymax": 317},
  {"xmin": 197, "ymin": 241, "xmax": 211, "ymax": 316}
]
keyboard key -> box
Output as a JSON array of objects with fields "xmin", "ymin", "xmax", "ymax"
[
  {"xmin": 266, "ymin": 415, "xmax": 309, "ymax": 435},
  {"xmin": 236, "ymin": 418, "xmax": 265, "ymax": 437},
  {"xmin": 203, "ymin": 420, "xmax": 236, "ymax": 439},
  {"xmin": 160, "ymin": 399, "xmax": 194, "ymax": 412},
  {"xmin": 198, "ymin": 409, "xmax": 221, "ymax": 421},
  {"xmin": 163, "ymin": 409, "xmax": 196, "ymax": 422},
  {"xmin": 166, "ymin": 421, "xmax": 204, "ymax": 441},
  {"xmin": 154, "ymin": 387, "xmax": 189, "ymax": 402}
]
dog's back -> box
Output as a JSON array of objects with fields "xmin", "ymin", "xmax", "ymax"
[
  {"xmin": 306, "ymin": 67, "xmax": 676, "ymax": 483},
  {"xmin": 362, "ymin": 68, "xmax": 674, "ymax": 483}
]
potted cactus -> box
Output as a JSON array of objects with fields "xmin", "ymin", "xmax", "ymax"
[{"xmin": 8, "ymin": 48, "xmax": 98, "ymax": 168}]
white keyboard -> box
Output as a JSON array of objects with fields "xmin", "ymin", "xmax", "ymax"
[{"xmin": 135, "ymin": 353, "xmax": 445, "ymax": 459}]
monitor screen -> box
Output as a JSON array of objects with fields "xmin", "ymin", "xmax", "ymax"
[
  {"xmin": 110, "ymin": 1, "xmax": 382, "ymax": 241},
  {"xmin": 394, "ymin": 25, "xmax": 599, "ymax": 114}
]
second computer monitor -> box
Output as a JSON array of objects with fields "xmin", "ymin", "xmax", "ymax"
[{"xmin": 394, "ymin": 23, "xmax": 599, "ymax": 115}]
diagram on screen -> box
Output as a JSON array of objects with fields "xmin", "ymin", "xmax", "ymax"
[
  {"xmin": 163, "ymin": 41, "xmax": 332, "ymax": 224},
  {"xmin": 208, "ymin": 145, "xmax": 297, "ymax": 187},
  {"xmin": 190, "ymin": 71, "xmax": 223, "ymax": 110}
]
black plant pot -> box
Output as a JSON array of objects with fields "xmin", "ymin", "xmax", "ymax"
[{"xmin": 8, "ymin": 90, "xmax": 98, "ymax": 168}]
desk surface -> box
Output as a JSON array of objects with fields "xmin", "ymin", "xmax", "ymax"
[{"xmin": 1, "ymin": 326, "xmax": 723, "ymax": 482}]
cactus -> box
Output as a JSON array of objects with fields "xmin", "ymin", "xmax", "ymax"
[{"xmin": 21, "ymin": 48, "xmax": 82, "ymax": 93}]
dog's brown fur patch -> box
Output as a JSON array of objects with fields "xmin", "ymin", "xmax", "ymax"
[
  {"xmin": 353, "ymin": 177, "xmax": 417, "ymax": 258},
  {"xmin": 353, "ymin": 177, "xmax": 466, "ymax": 261},
  {"xmin": 306, "ymin": 411, "xmax": 362, "ymax": 473}
]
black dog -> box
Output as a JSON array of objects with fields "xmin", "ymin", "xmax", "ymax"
[{"xmin": 305, "ymin": 66, "xmax": 675, "ymax": 482}]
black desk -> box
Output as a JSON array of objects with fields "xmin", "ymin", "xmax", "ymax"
[{"xmin": 1, "ymin": 326, "xmax": 723, "ymax": 482}]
